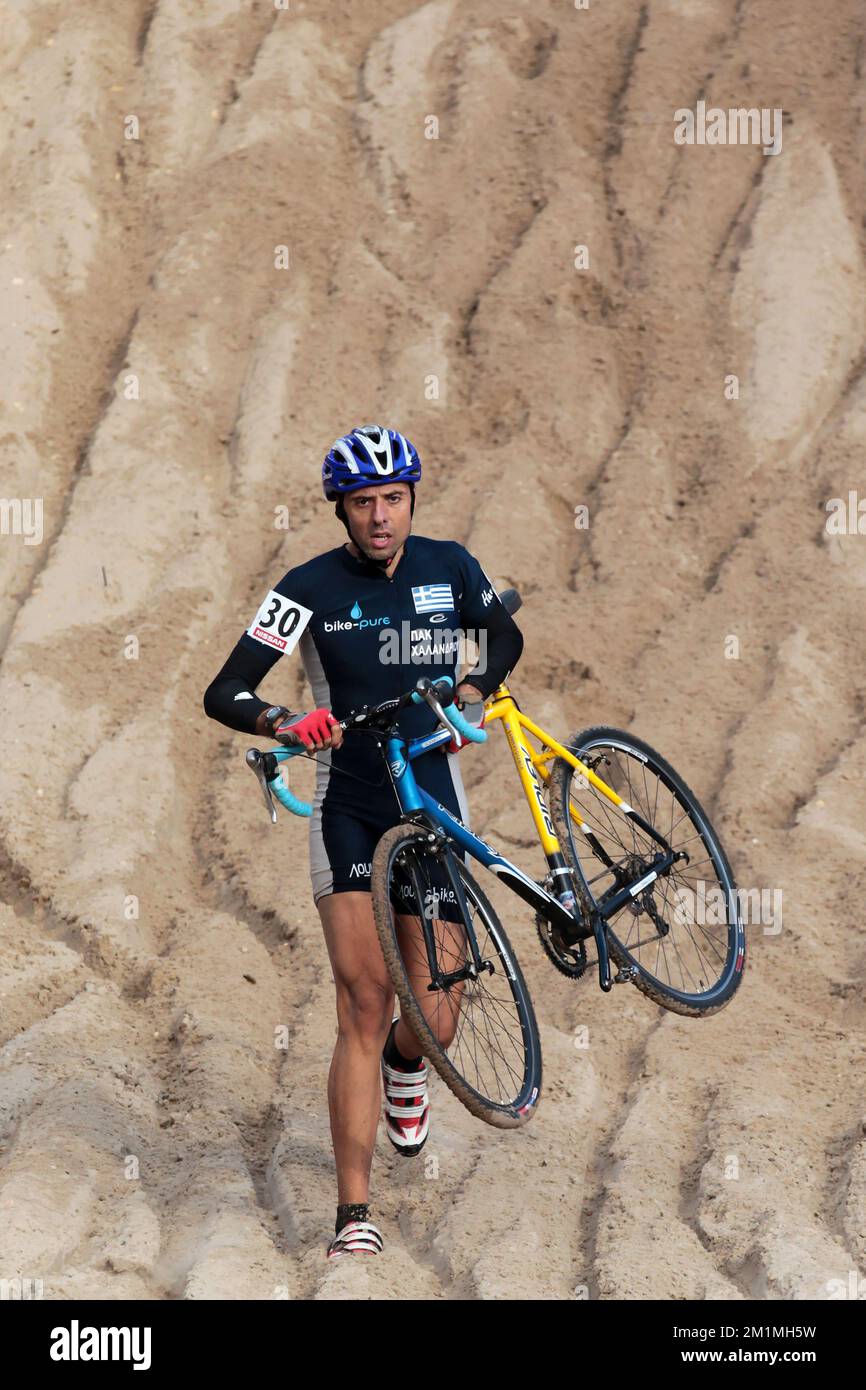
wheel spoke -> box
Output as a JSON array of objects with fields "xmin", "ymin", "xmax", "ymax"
[
  {"xmin": 557, "ymin": 738, "xmax": 739, "ymax": 1004},
  {"xmin": 383, "ymin": 837, "xmax": 535, "ymax": 1109}
]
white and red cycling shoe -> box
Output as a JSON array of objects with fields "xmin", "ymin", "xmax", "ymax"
[
  {"xmin": 327, "ymin": 1219, "xmax": 384, "ymax": 1259},
  {"xmin": 381, "ymin": 1021, "xmax": 430, "ymax": 1157}
]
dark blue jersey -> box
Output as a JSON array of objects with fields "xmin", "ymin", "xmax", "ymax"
[{"xmin": 203, "ymin": 533, "xmax": 524, "ymax": 813}]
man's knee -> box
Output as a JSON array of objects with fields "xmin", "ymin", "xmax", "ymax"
[
  {"xmin": 335, "ymin": 977, "xmax": 393, "ymax": 1047},
  {"xmin": 319, "ymin": 892, "xmax": 394, "ymax": 1045}
]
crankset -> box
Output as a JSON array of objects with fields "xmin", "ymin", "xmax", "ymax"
[
  {"xmin": 533, "ymin": 868, "xmax": 590, "ymax": 979},
  {"xmin": 536, "ymin": 910, "xmax": 588, "ymax": 979}
]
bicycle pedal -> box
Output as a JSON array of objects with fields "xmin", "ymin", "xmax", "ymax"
[{"xmin": 613, "ymin": 965, "xmax": 638, "ymax": 985}]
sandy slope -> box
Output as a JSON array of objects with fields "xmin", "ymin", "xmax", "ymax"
[{"xmin": 1, "ymin": 0, "xmax": 865, "ymax": 1300}]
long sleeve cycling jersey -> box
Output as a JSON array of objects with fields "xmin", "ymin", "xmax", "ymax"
[
  {"xmin": 203, "ymin": 534, "xmax": 523, "ymax": 740},
  {"xmin": 203, "ymin": 532, "xmax": 524, "ymax": 852}
]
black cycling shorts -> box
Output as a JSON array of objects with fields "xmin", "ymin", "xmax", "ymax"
[{"xmin": 309, "ymin": 746, "xmax": 472, "ymax": 925}]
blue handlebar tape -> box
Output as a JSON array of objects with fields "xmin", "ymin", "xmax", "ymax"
[
  {"xmin": 409, "ymin": 680, "xmax": 487, "ymax": 743},
  {"xmin": 267, "ymin": 744, "xmax": 312, "ymax": 818},
  {"xmin": 441, "ymin": 702, "xmax": 488, "ymax": 743},
  {"xmin": 411, "ymin": 676, "xmax": 454, "ymax": 705},
  {"xmin": 266, "ymin": 689, "xmax": 488, "ymax": 821}
]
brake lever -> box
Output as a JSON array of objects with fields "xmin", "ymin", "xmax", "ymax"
[
  {"xmin": 245, "ymin": 747, "xmax": 278, "ymax": 823},
  {"xmin": 416, "ymin": 677, "xmax": 461, "ymax": 742}
]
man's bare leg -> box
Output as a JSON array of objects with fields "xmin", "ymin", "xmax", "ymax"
[
  {"xmin": 317, "ymin": 891, "xmax": 423, "ymax": 1204},
  {"xmin": 395, "ymin": 910, "xmax": 465, "ymax": 1052}
]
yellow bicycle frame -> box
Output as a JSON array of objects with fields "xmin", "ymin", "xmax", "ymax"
[
  {"xmin": 483, "ymin": 683, "xmax": 634, "ymax": 855},
  {"xmin": 475, "ymin": 679, "xmax": 742, "ymax": 1004}
]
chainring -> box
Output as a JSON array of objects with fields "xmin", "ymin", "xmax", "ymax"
[{"xmin": 536, "ymin": 911, "xmax": 588, "ymax": 979}]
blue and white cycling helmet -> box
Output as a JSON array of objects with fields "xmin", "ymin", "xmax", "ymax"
[{"xmin": 322, "ymin": 425, "xmax": 422, "ymax": 500}]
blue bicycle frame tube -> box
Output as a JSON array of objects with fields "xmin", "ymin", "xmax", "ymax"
[{"xmin": 385, "ymin": 731, "xmax": 584, "ymax": 937}]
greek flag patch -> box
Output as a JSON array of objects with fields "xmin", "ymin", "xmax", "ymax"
[{"xmin": 412, "ymin": 582, "xmax": 454, "ymax": 614}]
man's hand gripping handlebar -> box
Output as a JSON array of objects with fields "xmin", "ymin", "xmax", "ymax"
[{"xmin": 244, "ymin": 675, "xmax": 487, "ymax": 822}]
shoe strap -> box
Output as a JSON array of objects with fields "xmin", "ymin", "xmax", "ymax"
[
  {"xmin": 330, "ymin": 1220, "xmax": 384, "ymax": 1255},
  {"xmin": 383, "ymin": 1074, "xmax": 427, "ymax": 1097},
  {"xmin": 382, "ymin": 1059, "xmax": 427, "ymax": 1085},
  {"xmin": 385, "ymin": 1098, "xmax": 428, "ymax": 1120}
]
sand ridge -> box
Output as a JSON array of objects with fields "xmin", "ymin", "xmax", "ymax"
[{"xmin": 0, "ymin": 0, "xmax": 864, "ymax": 1300}]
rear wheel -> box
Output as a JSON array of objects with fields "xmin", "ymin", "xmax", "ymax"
[
  {"xmin": 549, "ymin": 727, "xmax": 746, "ymax": 1016},
  {"xmin": 371, "ymin": 823, "xmax": 542, "ymax": 1127}
]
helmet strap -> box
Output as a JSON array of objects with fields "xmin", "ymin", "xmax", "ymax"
[{"xmin": 334, "ymin": 496, "xmax": 353, "ymax": 537}]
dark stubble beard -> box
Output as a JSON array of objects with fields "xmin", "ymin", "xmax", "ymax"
[{"xmin": 352, "ymin": 523, "xmax": 397, "ymax": 568}]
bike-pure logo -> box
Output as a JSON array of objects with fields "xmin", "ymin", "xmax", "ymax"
[
  {"xmin": 672, "ymin": 880, "xmax": 782, "ymax": 934},
  {"xmin": 825, "ymin": 490, "xmax": 866, "ymax": 535},
  {"xmin": 323, "ymin": 599, "xmax": 391, "ymax": 634},
  {"xmin": 379, "ymin": 621, "xmax": 488, "ymax": 670},
  {"xmin": 49, "ymin": 1320, "xmax": 151, "ymax": 1370},
  {"xmin": 674, "ymin": 100, "xmax": 782, "ymax": 156},
  {"xmin": 0, "ymin": 497, "xmax": 43, "ymax": 545},
  {"xmin": 349, "ymin": 861, "xmax": 372, "ymax": 878}
]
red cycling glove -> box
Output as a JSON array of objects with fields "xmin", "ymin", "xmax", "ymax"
[
  {"xmin": 446, "ymin": 700, "xmax": 486, "ymax": 754},
  {"xmin": 275, "ymin": 709, "xmax": 339, "ymax": 749}
]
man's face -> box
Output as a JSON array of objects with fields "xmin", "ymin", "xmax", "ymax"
[{"xmin": 344, "ymin": 482, "xmax": 412, "ymax": 562}]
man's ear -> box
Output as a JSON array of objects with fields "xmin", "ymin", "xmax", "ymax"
[{"xmin": 334, "ymin": 497, "xmax": 353, "ymax": 535}]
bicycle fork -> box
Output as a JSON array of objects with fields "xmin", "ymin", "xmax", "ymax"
[{"xmin": 398, "ymin": 830, "xmax": 494, "ymax": 990}]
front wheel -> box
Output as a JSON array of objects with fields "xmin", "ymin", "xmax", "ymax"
[
  {"xmin": 549, "ymin": 727, "xmax": 746, "ymax": 1017},
  {"xmin": 371, "ymin": 823, "xmax": 542, "ymax": 1127}
]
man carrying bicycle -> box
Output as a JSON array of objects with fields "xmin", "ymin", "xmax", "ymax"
[{"xmin": 203, "ymin": 425, "xmax": 524, "ymax": 1259}]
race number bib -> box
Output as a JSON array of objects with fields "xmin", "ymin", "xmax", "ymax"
[{"xmin": 246, "ymin": 589, "xmax": 313, "ymax": 654}]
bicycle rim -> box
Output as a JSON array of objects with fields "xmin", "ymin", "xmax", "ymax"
[
  {"xmin": 551, "ymin": 728, "xmax": 745, "ymax": 1014},
  {"xmin": 371, "ymin": 825, "xmax": 542, "ymax": 1125}
]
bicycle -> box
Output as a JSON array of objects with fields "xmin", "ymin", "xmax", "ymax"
[
  {"xmin": 246, "ymin": 673, "xmax": 542, "ymax": 1128},
  {"xmin": 244, "ymin": 588, "xmax": 745, "ymax": 1129}
]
